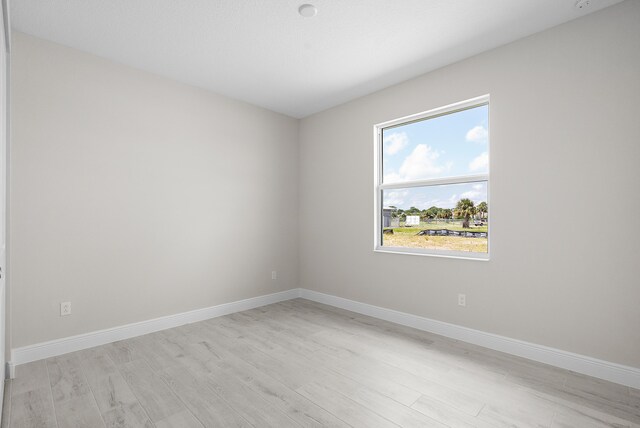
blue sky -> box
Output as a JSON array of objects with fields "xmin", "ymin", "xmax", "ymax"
[
  {"xmin": 382, "ymin": 104, "xmax": 488, "ymax": 183},
  {"xmin": 381, "ymin": 104, "xmax": 488, "ymax": 209}
]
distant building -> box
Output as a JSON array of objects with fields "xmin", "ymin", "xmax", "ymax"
[
  {"xmin": 382, "ymin": 207, "xmax": 395, "ymax": 227},
  {"xmin": 405, "ymin": 215, "xmax": 420, "ymax": 226}
]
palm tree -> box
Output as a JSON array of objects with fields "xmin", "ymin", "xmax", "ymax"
[
  {"xmin": 454, "ymin": 198, "xmax": 476, "ymax": 228},
  {"xmin": 436, "ymin": 209, "xmax": 452, "ymax": 220},
  {"xmin": 426, "ymin": 206, "xmax": 440, "ymax": 219},
  {"xmin": 477, "ymin": 201, "xmax": 488, "ymax": 220}
]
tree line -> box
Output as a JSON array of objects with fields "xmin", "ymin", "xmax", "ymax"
[{"xmin": 388, "ymin": 199, "xmax": 488, "ymax": 228}]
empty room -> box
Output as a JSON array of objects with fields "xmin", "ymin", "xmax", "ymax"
[{"xmin": 0, "ymin": 0, "xmax": 639, "ymax": 427}]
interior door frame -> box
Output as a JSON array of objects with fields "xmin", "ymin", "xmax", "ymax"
[{"xmin": 0, "ymin": 0, "xmax": 10, "ymax": 400}]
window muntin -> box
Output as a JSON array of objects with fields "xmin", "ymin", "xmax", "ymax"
[{"xmin": 374, "ymin": 96, "xmax": 490, "ymax": 259}]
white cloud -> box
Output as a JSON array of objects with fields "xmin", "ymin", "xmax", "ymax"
[
  {"xmin": 397, "ymin": 144, "xmax": 449, "ymax": 181},
  {"xmin": 383, "ymin": 189, "xmax": 408, "ymax": 207},
  {"xmin": 460, "ymin": 182, "xmax": 487, "ymax": 202},
  {"xmin": 469, "ymin": 152, "xmax": 488, "ymax": 172},
  {"xmin": 461, "ymin": 183, "xmax": 486, "ymax": 200},
  {"xmin": 383, "ymin": 132, "xmax": 408, "ymax": 155},
  {"xmin": 466, "ymin": 125, "xmax": 488, "ymax": 143},
  {"xmin": 382, "ymin": 171, "xmax": 402, "ymax": 183},
  {"xmin": 421, "ymin": 194, "xmax": 459, "ymax": 209},
  {"xmin": 460, "ymin": 190, "xmax": 481, "ymax": 200}
]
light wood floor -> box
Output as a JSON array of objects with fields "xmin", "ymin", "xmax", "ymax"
[{"xmin": 2, "ymin": 298, "xmax": 639, "ymax": 428}]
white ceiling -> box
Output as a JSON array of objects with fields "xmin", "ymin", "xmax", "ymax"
[{"xmin": 11, "ymin": 0, "xmax": 623, "ymax": 118}]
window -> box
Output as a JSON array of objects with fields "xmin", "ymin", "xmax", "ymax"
[{"xmin": 374, "ymin": 96, "xmax": 490, "ymax": 259}]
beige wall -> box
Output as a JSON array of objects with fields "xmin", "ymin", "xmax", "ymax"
[
  {"xmin": 299, "ymin": 1, "xmax": 640, "ymax": 368},
  {"xmin": 10, "ymin": 1, "xmax": 640, "ymax": 368},
  {"xmin": 10, "ymin": 32, "xmax": 299, "ymax": 348}
]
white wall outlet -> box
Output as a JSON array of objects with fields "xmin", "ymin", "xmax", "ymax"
[
  {"xmin": 60, "ymin": 301, "xmax": 72, "ymax": 316},
  {"xmin": 271, "ymin": 270, "xmax": 277, "ymax": 280},
  {"xmin": 458, "ymin": 294, "xmax": 466, "ymax": 307}
]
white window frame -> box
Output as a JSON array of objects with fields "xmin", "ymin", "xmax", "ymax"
[{"xmin": 373, "ymin": 95, "xmax": 490, "ymax": 260}]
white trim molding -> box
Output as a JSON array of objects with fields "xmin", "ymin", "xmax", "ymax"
[
  {"xmin": 299, "ymin": 289, "xmax": 640, "ymax": 389},
  {"xmin": 8, "ymin": 289, "xmax": 299, "ymax": 375},
  {"xmin": 8, "ymin": 287, "xmax": 640, "ymax": 390}
]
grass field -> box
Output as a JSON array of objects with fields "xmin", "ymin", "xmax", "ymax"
[{"xmin": 383, "ymin": 222, "xmax": 488, "ymax": 252}]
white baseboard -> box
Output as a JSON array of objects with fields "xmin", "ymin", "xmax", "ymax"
[
  {"xmin": 8, "ymin": 289, "xmax": 300, "ymax": 376},
  {"xmin": 299, "ymin": 289, "xmax": 640, "ymax": 389},
  {"xmin": 8, "ymin": 287, "xmax": 639, "ymax": 389}
]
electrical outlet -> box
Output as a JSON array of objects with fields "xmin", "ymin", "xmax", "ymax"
[
  {"xmin": 60, "ymin": 301, "xmax": 72, "ymax": 316},
  {"xmin": 271, "ymin": 270, "xmax": 277, "ymax": 280},
  {"xmin": 458, "ymin": 294, "xmax": 466, "ymax": 307}
]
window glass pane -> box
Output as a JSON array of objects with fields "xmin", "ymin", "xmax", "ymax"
[
  {"xmin": 382, "ymin": 104, "xmax": 488, "ymax": 184},
  {"xmin": 382, "ymin": 182, "xmax": 488, "ymax": 253}
]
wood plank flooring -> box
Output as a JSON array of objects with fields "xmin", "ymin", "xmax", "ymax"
[{"xmin": 2, "ymin": 298, "xmax": 639, "ymax": 427}]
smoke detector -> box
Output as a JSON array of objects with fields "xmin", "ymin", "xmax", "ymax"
[
  {"xmin": 298, "ymin": 4, "xmax": 317, "ymax": 18},
  {"xmin": 575, "ymin": 0, "xmax": 591, "ymax": 9}
]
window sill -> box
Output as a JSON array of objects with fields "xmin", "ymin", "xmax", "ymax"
[{"xmin": 374, "ymin": 246, "xmax": 490, "ymax": 261}]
